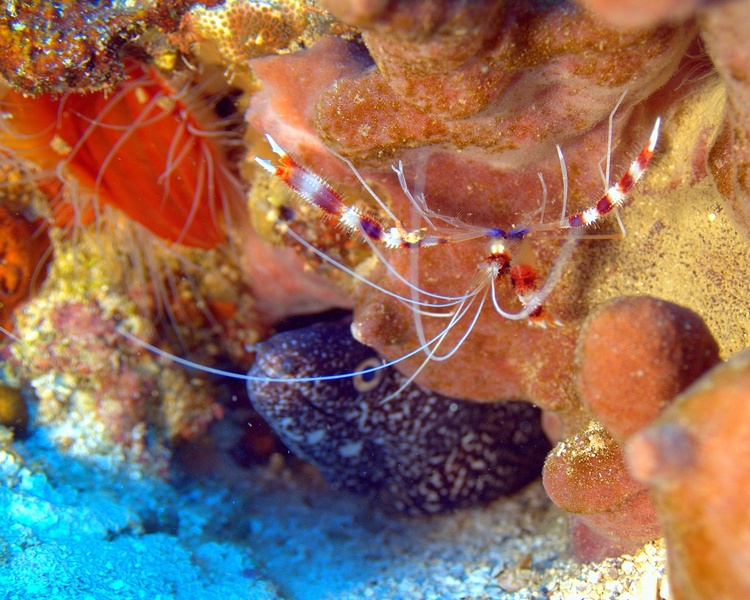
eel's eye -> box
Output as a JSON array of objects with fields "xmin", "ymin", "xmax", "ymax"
[{"xmin": 352, "ymin": 357, "xmax": 384, "ymax": 393}]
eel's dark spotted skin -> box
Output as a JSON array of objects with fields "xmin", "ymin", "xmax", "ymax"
[{"xmin": 246, "ymin": 321, "xmax": 551, "ymax": 514}]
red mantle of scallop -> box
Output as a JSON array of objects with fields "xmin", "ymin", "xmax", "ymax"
[{"xmin": 1, "ymin": 62, "xmax": 243, "ymax": 249}]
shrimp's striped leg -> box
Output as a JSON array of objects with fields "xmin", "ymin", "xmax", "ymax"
[
  {"xmin": 254, "ymin": 134, "xmax": 387, "ymax": 244},
  {"xmin": 255, "ymin": 135, "xmax": 464, "ymax": 250},
  {"xmin": 565, "ymin": 117, "xmax": 661, "ymax": 228},
  {"xmin": 483, "ymin": 235, "xmax": 562, "ymax": 328},
  {"xmin": 511, "ymin": 117, "xmax": 661, "ymax": 326}
]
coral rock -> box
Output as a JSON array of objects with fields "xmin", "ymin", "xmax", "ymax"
[
  {"xmin": 8, "ymin": 298, "xmax": 156, "ymax": 458},
  {"xmin": 2, "ymin": 225, "xmax": 225, "ymax": 470},
  {"xmin": 0, "ymin": 0, "xmax": 208, "ymax": 94},
  {"xmin": 626, "ymin": 348, "xmax": 750, "ymax": 600},
  {"xmin": 186, "ymin": 0, "xmax": 308, "ymax": 64}
]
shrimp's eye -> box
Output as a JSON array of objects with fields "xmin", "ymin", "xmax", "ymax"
[{"xmin": 352, "ymin": 357, "xmax": 384, "ymax": 393}]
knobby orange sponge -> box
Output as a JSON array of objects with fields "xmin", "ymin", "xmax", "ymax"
[
  {"xmin": 627, "ymin": 348, "xmax": 750, "ymax": 600},
  {"xmin": 577, "ymin": 296, "xmax": 721, "ymax": 444},
  {"xmin": 543, "ymin": 296, "xmax": 721, "ymax": 561},
  {"xmin": 543, "ymin": 420, "xmax": 661, "ymax": 561}
]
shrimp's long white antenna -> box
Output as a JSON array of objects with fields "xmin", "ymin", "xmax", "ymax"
[
  {"xmin": 114, "ymin": 309, "xmax": 489, "ymax": 385},
  {"xmin": 378, "ymin": 288, "xmax": 489, "ymax": 404},
  {"xmin": 530, "ymin": 116, "xmax": 661, "ymax": 233},
  {"xmin": 282, "ymin": 224, "xmax": 463, "ymax": 311},
  {"xmin": 0, "ymin": 325, "xmax": 23, "ymax": 344},
  {"xmin": 605, "ymin": 89, "xmax": 629, "ymax": 188},
  {"xmin": 557, "ymin": 145, "xmax": 569, "ymax": 224}
]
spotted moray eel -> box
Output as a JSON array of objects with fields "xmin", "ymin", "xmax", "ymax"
[{"xmin": 247, "ymin": 320, "xmax": 551, "ymax": 514}]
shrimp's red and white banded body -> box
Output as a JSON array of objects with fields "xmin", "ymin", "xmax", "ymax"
[
  {"xmin": 89, "ymin": 112, "xmax": 662, "ymax": 406},
  {"xmin": 255, "ymin": 137, "xmax": 392, "ymax": 246},
  {"xmin": 254, "ymin": 116, "xmax": 661, "ymax": 332},
  {"xmin": 254, "ymin": 136, "xmax": 453, "ymax": 250}
]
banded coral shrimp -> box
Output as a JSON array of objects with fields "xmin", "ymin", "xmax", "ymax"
[
  {"xmin": 100, "ymin": 100, "xmax": 662, "ymax": 414},
  {"xmin": 240, "ymin": 110, "xmax": 660, "ymax": 393},
  {"xmin": 0, "ymin": 99, "xmax": 661, "ymax": 481}
]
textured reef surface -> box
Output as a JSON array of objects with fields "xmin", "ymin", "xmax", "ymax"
[{"xmin": 2, "ymin": 0, "xmax": 750, "ymax": 597}]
